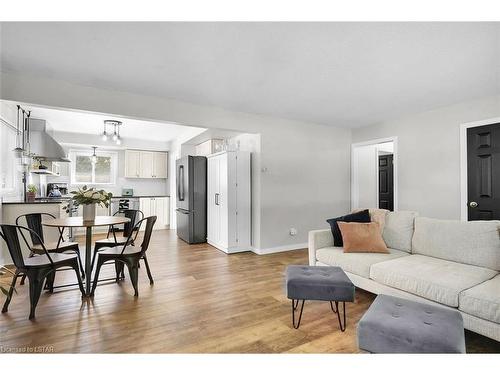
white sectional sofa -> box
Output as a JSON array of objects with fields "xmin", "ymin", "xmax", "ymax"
[{"xmin": 308, "ymin": 211, "xmax": 500, "ymax": 342}]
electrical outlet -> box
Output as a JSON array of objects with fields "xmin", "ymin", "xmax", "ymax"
[{"xmin": 289, "ymin": 228, "xmax": 297, "ymax": 236}]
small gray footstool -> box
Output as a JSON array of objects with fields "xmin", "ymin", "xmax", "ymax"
[
  {"xmin": 285, "ymin": 265, "xmax": 355, "ymax": 330},
  {"xmin": 358, "ymin": 294, "xmax": 466, "ymax": 353}
]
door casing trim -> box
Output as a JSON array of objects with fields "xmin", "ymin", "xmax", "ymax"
[
  {"xmin": 460, "ymin": 117, "xmax": 500, "ymax": 221},
  {"xmin": 351, "ymin": 136, "xmax": 398, "ymax": 212}
]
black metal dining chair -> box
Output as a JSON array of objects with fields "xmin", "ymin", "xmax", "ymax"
[
  {"xmin": 90, "ymin": 216, "xmax": 157, "ymax": 297},
  {"xmin": 0, "ymin": 224, "xmax": 85, "ymax": 320},
  {"xmin": 16, "ymin": 213, "xmax": 85, "ymax": 280},
  {"xmin": 91, "ymin": 209, "xmax": 144, "ymax": 271}
]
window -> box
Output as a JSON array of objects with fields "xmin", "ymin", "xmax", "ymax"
[{"xmin": 70, "ymin": 149, "xmax": 117, "ymax": 185}]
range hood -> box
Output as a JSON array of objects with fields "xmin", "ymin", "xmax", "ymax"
[{"xmin": 28, "ymin": 118, "xmax": 71, "ymax": 162}]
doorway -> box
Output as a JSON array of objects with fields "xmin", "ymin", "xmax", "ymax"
[
  {"xmin": 460, "ymin": 119, "xmax": 500, "ymax": 221},
  {"xmin": 351, "ymin": 137, "xmax": 397, "ymax": 211},
  {"xmin": 378, "ymin": 153, "xmax": 394, "ymax": 211}
]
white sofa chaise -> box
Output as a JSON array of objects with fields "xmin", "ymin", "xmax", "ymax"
[{"xmin": 308, "ymin": 211, "xmax": 500, "ymax": 342}]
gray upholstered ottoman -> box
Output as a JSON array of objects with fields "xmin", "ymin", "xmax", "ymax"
[
  {"xmin": 358, "ymin": 295, "xmax": 466, "ymax": 353},
  {"xmin": 285, "ymin": 265, "xmax": 355, "ymax": 330}
]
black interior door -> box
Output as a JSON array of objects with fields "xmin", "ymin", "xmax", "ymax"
[
  {"xmin": 378, "ymin": 154, "xmax": 394, "ymax": 211},
  {"xmin": 467, "ymin": 123, "xmax": 500, "ymax": 220}
]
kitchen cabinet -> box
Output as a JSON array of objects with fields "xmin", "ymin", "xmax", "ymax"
[
  {"xmin": 153, "ymin": 152, "xmax": 167, "ymax": 178},
  {"xmin": 207, "ymin": 151, "xmax": 251, "ymax": 254},
  {"xmin": 140, "ymin": 152, "xmax": 154, "ymax": 178},
  {"xmin": 125, "ymin": 150, "xmax": 141, "ymax": 178},
  {"xmin": 125, "ymin": 150, "xmax": 168, "ymax": 178},
  {"xmin": 195, "ymin": 139, "xmax": 224, "ymax": 156},
  {"xmin": 139, "ymin": 197, "xmax": 169, "ymax": 230}
]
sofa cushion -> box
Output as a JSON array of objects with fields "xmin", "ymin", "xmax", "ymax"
[
  {"xmin": 412, "ymin": 217, "xmax": 500, "ymax": 270},
  {"xmin": 459, "ymin": 275, "xmax": 500, "ymax": 324},
  {"xmin": 370, "ymin": 254, "xmax": 498, "ymax": 307},
  {"xmin": 316, "ymin": 246, "xmax": 409, "ymax": 278},
  {"xmin": 382, "ymin": 211, "xmax": 418, "ymax": 253}
]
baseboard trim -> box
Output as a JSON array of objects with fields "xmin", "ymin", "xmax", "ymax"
[{"xmin": 252, "ymin": 242, "xmax": 308, "ymax": 255}]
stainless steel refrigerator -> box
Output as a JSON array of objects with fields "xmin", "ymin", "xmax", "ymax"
[{"xmin": 175, "ymin": 156, "xmax": 207, "ymax": 244}]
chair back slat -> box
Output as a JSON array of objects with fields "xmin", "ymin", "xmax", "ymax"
[
  {"xmin": 16, "ymin": 213, "xmax": 56, "ymax": 246},
  {"xmin": 139, "ymin": 216, "xmax": 157, "ymax": 253},
  {"xmin": 120, "ymin": 216, "xmax": 157, "ymax": 255},
  {"xmin": 25, "ymin": 214, "xmax": 44, "ymax": 245},
  {"xmin": 0, "ymin": 225, "xmax": 26, "ymax": 268},
  {"xmin": 123, "ymin": 209, "xmax": 142, "ymax": 237}
]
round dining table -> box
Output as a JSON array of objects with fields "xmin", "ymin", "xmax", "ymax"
[{"xmin": 42, "ymin": 216, "xmax": 130, "ymax": 296}]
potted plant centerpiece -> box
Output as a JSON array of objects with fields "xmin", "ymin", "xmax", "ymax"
[
  {"xmin": 71, "ymin": 185, "xmax": 112, "ymax": 222},
  {"xmin": 26, "ymin": 184, "xmax": 38, "ymax": 202}
]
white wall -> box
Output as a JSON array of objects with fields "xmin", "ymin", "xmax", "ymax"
[
  {"xmin": 1, "ymin": 71, "xmax": 352, "ymax": 251},
  {"xmin": 352, "ymin": 95, "xmax": 500, "ymax": 219}
]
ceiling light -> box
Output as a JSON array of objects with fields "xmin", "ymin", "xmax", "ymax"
[
  {"xmin": 91, "ymin": 146, "xmax": 98, "ymax": 164},
  {"xmin": 103, "ymin": 120, "xmax": 122, "ymax": 143},
  {"xmin": 116, "ymin": 137, "xmax": 122, "ymax": 145}
]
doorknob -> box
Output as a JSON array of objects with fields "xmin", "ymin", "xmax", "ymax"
[{"xmin": 469, "ymin": 201, "xmax": 478, "ymax": 208}]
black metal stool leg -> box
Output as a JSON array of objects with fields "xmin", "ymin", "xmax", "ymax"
[
  {"xmin": 291, "ymin": 299, "xmax": 305, "ymax": 329},
  {"xmin": 330, "ymin": 301, "xmax": 346, "ymax": 332}
]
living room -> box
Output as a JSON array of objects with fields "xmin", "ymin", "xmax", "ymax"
[{"xmin": 0, "ymin": 1, "xmax": 499, "ymax": 374}]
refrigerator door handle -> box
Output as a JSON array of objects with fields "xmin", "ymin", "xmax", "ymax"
[
  {"xmin": 178, "ymin": 165, "xmax": 185, "ymax": 201},
  {"xmin": 215, "ymin": 193, "xmax": 219, "ymax": 206}
]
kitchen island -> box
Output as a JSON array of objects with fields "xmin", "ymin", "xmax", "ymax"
[{"xmin": 0, "ymin": 201, "xmax": 71, "ymax": 263}]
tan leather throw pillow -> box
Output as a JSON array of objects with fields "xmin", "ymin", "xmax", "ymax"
[{"xmin": 337, "ymin": 222, "xmax": 389, "ymax": 253}]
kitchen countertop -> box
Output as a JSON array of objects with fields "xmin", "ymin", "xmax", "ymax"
[
  {"xmin": 2, "ymin": 195, "xmax": 170, "ymax": 204},
  {"xmin": 111, "ymin": 195, "xmax": 170, "ymax": 198},
  {"xmin": 2, "ymin": 200, "xmax": 67, "ymax": 205}
]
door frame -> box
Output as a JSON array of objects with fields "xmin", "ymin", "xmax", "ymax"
[
  {"xmin": 351, "ymin": 136, "xmax": 398, "ymax": 211},
  {"xmin": 459, "ymin": 116, "xmax": 500, "ymax": 221}
]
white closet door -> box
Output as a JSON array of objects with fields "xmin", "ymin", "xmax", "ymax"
[
  {"xmin": 207, "ymin": 156, "xmax": 219, "ymax": 244},
  {"xmin": 218, "ymin": 153, "xmax": 229, "ymax": 249}
]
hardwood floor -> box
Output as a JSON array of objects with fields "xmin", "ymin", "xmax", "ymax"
[{"xmin": 0, "ymin": 229, "xmax": 499, "ymax": 353}]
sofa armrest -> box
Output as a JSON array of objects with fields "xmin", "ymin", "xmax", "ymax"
[{"xmin": 308, "ymin": 229, "xmax": 334, "ymax": 266}]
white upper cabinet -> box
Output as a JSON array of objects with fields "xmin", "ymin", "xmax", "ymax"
[
  {"xmin": 195, "ymin": 139, "xmax": 225, "ymax": 156},
  {"xmin": 125, "ymin": 150, "xmax": 141, "ymax": 178},
  {"xmin": 152, "ymin": 152, "xmax": 167, "ymax": 178},
  {"xmin": 125, "ymin": 150, "xmax": 168, "ymax": 179},
  {"xmin": 140, "ymin": 151, "xmax": 154, "ymax": 178}
]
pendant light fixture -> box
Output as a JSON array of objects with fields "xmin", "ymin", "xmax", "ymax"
[
  {"xmin": 101, "ymin": 122, "xmax": 108, "ymax": 141},
  {"xmin": 112, "ymin": 124, "xmax": 118, "ymax": 141},
  {"xmin": 91, "ymin": 146, "xmax": 98, "ymax": 164},
  {"xmin": 13, "ymin": 105, "xmax": 26, "ymax": 158},
  {"xmin": 102, "ymin": 120, "xmax": 123, "ymax": 145}
]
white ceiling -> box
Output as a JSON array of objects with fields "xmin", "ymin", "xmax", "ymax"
[
  {"xmin": 1, "ymin": 22, "xmax": 499, "ymax": 128},
  {"xmin": 17, "ymin": 103, "xmax": 202, "ymax": 142}
]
